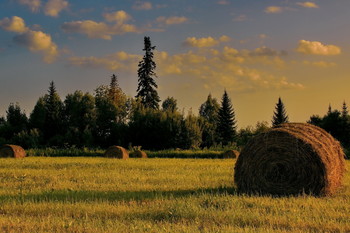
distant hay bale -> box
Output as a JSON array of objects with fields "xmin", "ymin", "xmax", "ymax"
[
  {"xmin": 104, "ymin": 146, "xmax": 129, "ymax": 159},
  {"xmin": 130, "ymin": 150, "xmax": 148, "ymax": 158},
  {"xmin": 222, "ymin": 150, "xmax": 239, "ymax": 159},
  {"xmin": 0, "ymin": 145, "xmax": 26, "ymax": 158},
  {"xmin": 234, "ymin": 123, "xmax": 345, "ymax": 196}
]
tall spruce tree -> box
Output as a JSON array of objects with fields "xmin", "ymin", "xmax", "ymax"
[
  {"xmin": 44, "ymin": 81, "xmax": 64, "ymax": 142},
  {"xmin": 216, "ymin": 91, "xmax": 237, "ymax": 146},
  {"xmin": 272, "ymin": 97, "xmax": 289, "ymax": 127},
  {"xmin": 136, "ymin": 36, "xmax": 160, "ymax": 109}
]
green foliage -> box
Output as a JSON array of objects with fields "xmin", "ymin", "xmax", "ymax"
[
  {"xmin": 136, "ymin": 36, "xmax": 160, "ymax": 109},
  {"xmin": 216, "ymin": 91, "xmax": 237, "ymax": 146},
  {"xmin": 64, "ymin": 91, "xmax": 96, "ymax": 147},
  {"xmin": 236, "ymin": 121, "xmax": 270, "ymax": 148},
  {"xmin": 272, "ymin": 97, "xmax": 289, "ymax": 127},
  {"xmin": 162, "ymin": 96, "xmax": 178, "ymax": 112},
  {"xmin": 199, "ymin": 94, "xmax": 220, "ymax": 148}
]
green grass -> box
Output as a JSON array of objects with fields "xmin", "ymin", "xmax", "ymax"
[{"xmin": 0, "ymin": 157, "xmax": 349, "ymax": 232}]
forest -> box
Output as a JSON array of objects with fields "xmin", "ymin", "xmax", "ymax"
[{"xmin": 1, "ymin": 37, "xmax": 350, "ymax": 155}]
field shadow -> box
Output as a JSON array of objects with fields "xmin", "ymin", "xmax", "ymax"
[{"xmin": 0, "ymin": 186, "xmax": 237, "ymax": 203}]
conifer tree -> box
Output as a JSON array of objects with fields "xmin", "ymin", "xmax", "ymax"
[
  {"xmin": 216, "ymin": 90, "xmax": 237, "ymax": 145},
  {"xmin": 44, "ymin": 81, "xmax": 64, "ymax": 142},
  {"xmin": 272, "ymin": 97, "xmax": 289, "ymax": 127},
  {"xmin": 136, "ymin": 36, "xmax": 160, "ymax": 109},
  {"xmin": 342, "ymin": 101, "xmax": 348, "ymax": 118}
]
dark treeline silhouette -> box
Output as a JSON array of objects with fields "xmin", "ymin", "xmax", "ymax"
[{"xmin": 0, "ymin": 79, "xmax": 241, "ymax": 150}]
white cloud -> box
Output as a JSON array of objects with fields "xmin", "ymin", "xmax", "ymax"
[
  {"xmin": 183, "ymin": 36, "xmax": 231, "ymax": 48},
  {"xmin": 103, "ymin": 10, "xmax": 132, "ymax": 23},
  {"xmin": 13, "ymin": 30, "xmax": 58, "ymax": 63},
  {"xmin": 62, "ymin": 11, "xmax": 139, "ymax": 40},
  {"xmin": 0, "ymin": 16, "xmax": 59, "ymax": 63},
  {"xmin": 297, "ymin": 2, "xmax": 319, "ymax": 8},
  {"xmin": 297, "ymin": 40, "xmax": 341, "ymax": 55},
  {"xmin": 132, "ymin": 1, "xmax": 152, "ymax": 10},
  {"xmin": 156, "ymin": 16, "xmax": 188, "ymax": 25},
  {"xmin": 44, "ymin": 0, "xmax": 68, "ymax": 17},
  {"xmin": 16, "ymin": 0, "xmax": 41, "ymax": 12},
  {"xmin": 0, "ymin": 16, "xmax": 29, "ymax": 33},
  {"xmin": 265, "ymin": 6, "xmax": 283, "ymax": 14}
]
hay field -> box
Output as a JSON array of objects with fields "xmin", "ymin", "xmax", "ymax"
[{"xmin": 0, "ymin": 157, "xmax": 349, "ymax": 232}]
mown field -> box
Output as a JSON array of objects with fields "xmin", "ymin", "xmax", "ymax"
[{"xmin": 0, "ymin": 157, "xmax": 349, "ymax": 232}]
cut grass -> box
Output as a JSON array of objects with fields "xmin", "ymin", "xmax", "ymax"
[{"xmin": 0, "ymin": 157, "xmax": 349, "ymax": 232}]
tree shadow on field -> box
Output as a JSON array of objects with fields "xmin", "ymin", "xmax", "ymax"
[{"xmin": 0, "ymin": 186, "xmax": 237, "ymax": 204}]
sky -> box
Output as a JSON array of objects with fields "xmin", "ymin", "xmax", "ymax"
[{"xmin": 1, "ymin": 0, "xmax": 350, "ymax": 128}]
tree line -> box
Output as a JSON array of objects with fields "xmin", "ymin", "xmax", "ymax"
[{"xmin": 1, "ymin": 36, "xmax": 347, "ymax": 152}]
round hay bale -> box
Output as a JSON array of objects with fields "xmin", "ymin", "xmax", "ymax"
[
  {"xmin": 0, "ymin": 145, "xmax": 26, "ymax": 158},
  {"xmin": 234, "ymin": 123, "xmax": 345, "ymax": 196},
  {"xmin": 104, "ymin": 146, "xmax": 129, "ymax": 159},
  {"xmin": 130, "ymin": 150, "xmax": 148, "ymax": 158},
  {"xmin": 222, "ymin": 150, "xmax": 239, "ymax": 159}
]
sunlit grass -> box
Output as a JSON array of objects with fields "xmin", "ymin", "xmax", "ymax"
[{"xmin": 0, "ymin": 157, "xmax": 349, "ymax": 232}]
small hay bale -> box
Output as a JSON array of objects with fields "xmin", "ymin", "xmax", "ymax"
[
  {"xmin": 222, "ymin": 150, "xmax": 239, "ymax": 159},
  {"xmin": 234, "ymin": 123, "xmax": 345, "ymax": 196},
  {"xmin": 0, "ymin": 145, "xmax": 26, "ymax": 158},
  {"xmin": 104, "ymin": 146, "xmax": 129, "ymax": 159},
  {"xmin": 130, "ymin": 150, "xmax": 148, "ymax": 158}
]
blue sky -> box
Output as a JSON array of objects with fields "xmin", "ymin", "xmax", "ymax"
[{"xmin": 1, "ymin": 0, "xmax": 349, "ymax": 128}]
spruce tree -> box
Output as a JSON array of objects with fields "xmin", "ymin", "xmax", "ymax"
[
  {"xmin": 44, "ymin": 81, "xmax": 64, "ymax": 142},
  {"xmin": 342, "ymin": 101, "xmax": 348, "ymax": 118},
  {"xmin": 136, "ymin": 36, "xmax": 160, "ymax": 109},
  {"xmin": 272, "ymin": 97, "xmax": 289, "ymax": 127},
  {"xmin": 216, "ymin": 90, "xmax": 237, "ymax": 146}
]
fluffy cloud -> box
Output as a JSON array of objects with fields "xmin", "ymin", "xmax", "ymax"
[
  {"xmin": 156, "ymin": 16, "xmax": 188, "ymax": 25},
  {"xmin": 183, "ymin": 36, "xmax": 231, "ymax": 48},
  {"xmin": 265, "ymin": 6, "xmax": 283, "ymax": 14},
  {"xmin": 14, "ymin": 30, "xmax": 58, "ymax": 63},
  {"xmin": 44, "ymin": 0, "xmax": 69, "ymax": 17},
  {"xmin": 0, "ymin": 16, "xmax": 58, "ymax": 63},
  {"xmin": 297, "ymin": 40, "xmax": 341, "ymax": 55},
  {"xmin": 0, "ymin": 16, "xmax": 29, "ymax": 33},
  {"xmin": 132, "ymin": 1, "xmax": 152, "ymax": 10},
  {"xmin": 62, "ymin": 11, "xmax": 138, "ymax": 40},
  {"xmin": 16, "ymin": 0, "xmax": 41, "ymax": 12},
  {"xmin": 103, "ymin": 10, "xmax": 131, "ymax": 23},
  {"xmin": 297, "ymin": 2, "xmax": 319, "ymax": 8},
  {"xmin": 16, "ymin": 0, "xmax": 68, "ymax": 17}
]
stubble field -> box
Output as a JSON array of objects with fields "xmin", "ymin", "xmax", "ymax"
[{"xmin": 0, "ymin": 157, "xmax": 349, "ymax": 232}]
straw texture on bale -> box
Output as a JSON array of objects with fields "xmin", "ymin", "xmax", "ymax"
[
  {"xmin": 130, "ymin": 150, "xmax": 148, "ymax": 158},
  {"xmin": 0, "ymin": 145, "xmax": 26, "ymax": 158},
  {"xmin": 222, "ymin": 150, "xmax": 239, "ymax": 159},
  {"xmin": 234, "ymin": 123, "xmax": 345, "ymax": 196},
  {"xmin": 104, "ymin": 146, "xmax": 129, "ymax": 159}
]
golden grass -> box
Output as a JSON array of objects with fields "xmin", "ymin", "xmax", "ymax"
[{"xmin": 0, "ymin": 157, "xmax": 349, "ymax": 232}]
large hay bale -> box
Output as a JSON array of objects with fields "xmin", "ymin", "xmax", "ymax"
[
  {"xmin": 0, "ymin": 145, "xmax": 26, "ymax": 158},
  {"xmin": 130, "ymin": 150, "xmax": 148, "ymax": 158},
  {"xmin": 234, "ymin": 123, "xmax": 345, "ymax": 196},
  {"xmin": 222, "ymin": 150, "xmax": 239, "ymax": 159},
  {"xmin": 104, "ymin": 146, "xmax": 129, "ymax": 159}
]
